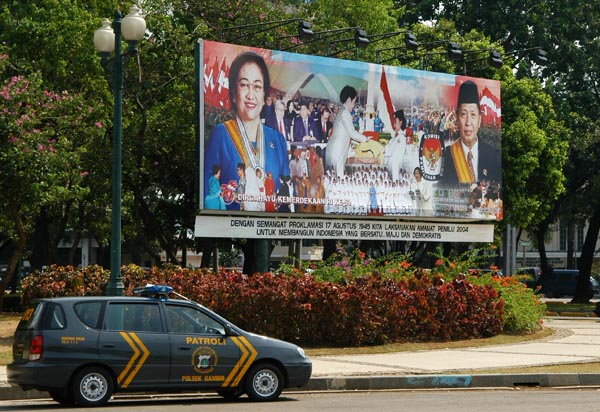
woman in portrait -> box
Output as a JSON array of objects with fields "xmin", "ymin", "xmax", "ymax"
[{"xmin": 203, "ymin": 51, "xmax": 290, "ymax": 211}]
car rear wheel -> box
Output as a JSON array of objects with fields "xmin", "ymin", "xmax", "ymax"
[
  {"xmin": 71, "ymin": 367, "xmax": 113, "ymax": 407},
  {"xmin": 245, "ymin": 363, "xmax": 283, "ymax": 401}
]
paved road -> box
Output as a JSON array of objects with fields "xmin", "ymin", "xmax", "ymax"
[{"xmin": 2, "ymin": 389, "xmax": 600, "ymax": 412}]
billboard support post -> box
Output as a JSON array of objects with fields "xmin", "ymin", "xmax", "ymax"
[
  {"xmin": 255, "ymin": 239, "xmax": 269, "ymax": 273},
  {"xmin": 504, "ymin": 225, "xmax": 517, "ymax": 276}
]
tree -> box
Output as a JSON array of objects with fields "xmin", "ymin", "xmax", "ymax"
[
  {"xmin": 0, "ymin": 51, "xmax": 104, "ymax": 306},
  {"xmin": 500, "ymin": 76, "xmax": 568, "ymax": 231},
  {"xmin": 406, "ymin": 0, "xmax": 599, "ymax": 301},
  {"xmin": 0, "ymin": 0, "xmax": 589, "ymax": 284},
  {"xmin": 0, "ymin": 1, "xmax": 117, "ymax": 271}
]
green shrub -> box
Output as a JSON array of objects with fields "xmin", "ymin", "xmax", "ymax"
[{"xmin": 470, "ymin": 274, "xmax": 545, "ymax": 334}]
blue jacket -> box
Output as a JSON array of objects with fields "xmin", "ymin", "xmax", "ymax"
[{"xmin": 204, "ymin": 121, "xmax": 290, "ymax": 211}]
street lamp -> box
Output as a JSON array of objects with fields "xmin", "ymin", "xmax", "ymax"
[{"xmin": 94, "ymin": 5, "xmax": 146, "ymax": 296}]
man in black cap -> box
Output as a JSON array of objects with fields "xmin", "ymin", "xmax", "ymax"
[{"xmin": 442, "ymin": 80, "xmax": 501, "ymax": 184}]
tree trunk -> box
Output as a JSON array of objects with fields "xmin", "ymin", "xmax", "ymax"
[
  {"xmin": 572, "ymin": 207, "xmax": 600, "ymax": 303},
  {"xmin": 68, "ymin": 231, "xmax": 82, "ymax": 265},
  {"xmin": 136, "ymin": 193, "xmax": 179, "ymax": 264},
  {"xmin": 535, "ymin": 228, "xmax": 550, "ymax": 275},
  {"xmin": 29, "ymin": 208, "xmax": 51, "ymax": 270},
  {"xmin": 566, "ymin": 220, "xmax": 575, "ymax": 269},
  {"xmin": 242, "ymin": 240, "xmax": 254, "ymax": 274},
  {"xmin": 200, "ymin": 239, "xmax": 213, "ymax": 268},
  {"xmin": 322, "ymin": 239, "xmax": 336, "ymax": 260},
  {"xmin": 0, "ymin": 202, "xmax": 27, "ymax": 313},
  {"xmin": 181, "ymin": 243, "xmax": 187, "ymax": 268}
]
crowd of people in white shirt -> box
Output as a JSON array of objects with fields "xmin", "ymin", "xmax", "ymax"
[{"xmin": 322, "ymin": 165, "xmax": 431, "ymax": 216}]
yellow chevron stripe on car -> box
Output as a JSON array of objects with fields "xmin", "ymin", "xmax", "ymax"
[
  {"xmin": 118, "ymin": 332, "xmax": 150, "ymax": 388},
  {"xmin": 222, "ymin": 337, "xmax": 246, "ymax": 387},
  {"xmin": 231, "ymin": 337, "xmax": 257, "ymax": 386},
  {"xmin": 222, "ymin": 336, "xmax": 258, "ymax": 387}
]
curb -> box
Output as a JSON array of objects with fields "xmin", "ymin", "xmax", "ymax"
[
  {"xmin": 4, "ymin": 373, "xmax": 600, "ymax": 401},
  {"xmin": 304, "ymin": 373, "xmax": 600, "ymax": 391}
]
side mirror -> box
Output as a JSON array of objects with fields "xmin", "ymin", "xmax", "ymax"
[{"xmin": 224, "ymin": 324, "xmax": 238, "ymax": 336}]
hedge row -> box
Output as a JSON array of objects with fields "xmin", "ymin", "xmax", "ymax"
[{"xmin": 21, "ymin": 264, "xmax": 504, "ymax": 346}]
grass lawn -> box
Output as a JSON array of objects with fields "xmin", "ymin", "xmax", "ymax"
[{"xmin": 0, "ymin": 313, "xmax": 20, "ymax": 365}]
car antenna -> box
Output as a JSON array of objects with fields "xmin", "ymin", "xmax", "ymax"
[{"xmin": 169, "ymin": 289, "xmax": 192, "ymax": 301}]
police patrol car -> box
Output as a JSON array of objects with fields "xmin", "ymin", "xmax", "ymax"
[{"xmin": 7, "ymin": 285, "xmax": 312, "ymax": 406}]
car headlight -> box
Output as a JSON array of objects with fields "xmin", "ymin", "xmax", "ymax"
[{"xmin": 296, "ymin": 347, "xmax": 306, "ymax": 359}]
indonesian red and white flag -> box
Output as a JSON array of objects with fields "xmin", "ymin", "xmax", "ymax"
[
  {"xmin": 217, "ymin": 58, "xmax": 229, "ymax": 108},
  {"xmin": 378, "ymin": 67, "xmax": 395, "ymax": 133},
  {"xmin": 203, "ymin": 55, "xmax": 214, "ymax": 106}
]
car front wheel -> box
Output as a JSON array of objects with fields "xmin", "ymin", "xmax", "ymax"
[
  {"xmin": 71, "ymin": 367, "xmax": 114, "ymax": 407},
  {"xmin": 245, "ymin": 363, "xmax": 284, "ymax": 401}
]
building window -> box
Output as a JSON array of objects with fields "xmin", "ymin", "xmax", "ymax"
[{"xmin": 559, "ymin": 223, "xmax": 566, "ymax": 251}]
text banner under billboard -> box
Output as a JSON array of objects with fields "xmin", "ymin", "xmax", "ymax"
[
  {"xmin": 198, "ymin": 39, "xmax": 502, "ymax": 222},
  {"xmin": 195, "ymin": 216, "xmax": 494, "ymax": 243}
]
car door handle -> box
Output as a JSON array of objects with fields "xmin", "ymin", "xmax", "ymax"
[
  {"xmin": 178, "ymin": 346, "xmax": 191, "ymax": 351},
  {"xmin": 102, "ymin": 344, "xmax": 115, "ymax": 348}
]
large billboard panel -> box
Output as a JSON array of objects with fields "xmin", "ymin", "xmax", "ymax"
[{"xmin": 198, "ymin": 40, "xmax": 502, "ymax": 221}]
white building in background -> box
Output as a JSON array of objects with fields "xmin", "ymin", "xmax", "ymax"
[{"xmin": 518, "ymin": 221, "xmax": 600, "ymax": 271}]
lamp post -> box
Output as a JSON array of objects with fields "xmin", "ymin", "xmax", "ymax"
[{"xmin": 94, "ymin": 5, "xmax": 146, "ymax": 296}]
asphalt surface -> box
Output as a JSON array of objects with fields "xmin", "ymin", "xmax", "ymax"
[{"xmin": 2, "ymin": 317, "xmax": 600, "ymax": 401}]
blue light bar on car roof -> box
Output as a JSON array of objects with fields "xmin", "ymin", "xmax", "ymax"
[{"xmin": 133, "ymin": 284, "xmax": 173, "ymax": 300}]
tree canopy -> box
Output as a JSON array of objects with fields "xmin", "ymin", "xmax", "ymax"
[{"xmin": 2, "ymin": 0, "xmax": 596, "ymax": 300}]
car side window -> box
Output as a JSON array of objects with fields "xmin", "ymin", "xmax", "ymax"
[
  {"xmin": 165, "ymin": 304, "xmax": 225, "ymax": 335},
  {"xmin": 43, "ymin": 303, "xmax": 66, "ymax": 330},
  {"xmin": 105, "ymin": 303, "xmax": 163, "ymax": 333},
  {"xmin": 74, "ymin": 301, "xmax": 104, "ymax": 329}
]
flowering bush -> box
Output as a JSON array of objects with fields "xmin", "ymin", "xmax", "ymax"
[
  {"xmin": 21, "ymin": 264, "xmax": 109, "ymax": 302},
  {"xmin": 291, "ymin": 249, "xmax": 416, "ymax": 283},
  {"xmin": 22, "ymin": 263, "xmax": 505, "ymax": 346}
]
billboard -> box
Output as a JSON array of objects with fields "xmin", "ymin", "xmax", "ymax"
[{"xmin": 198, "ymin": 39, "xmax": 502, "ymax": 222}]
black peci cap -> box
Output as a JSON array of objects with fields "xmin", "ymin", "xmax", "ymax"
[{"xmin": 457, "ymin": 80, "xmax": 479, "ymax": 106}]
